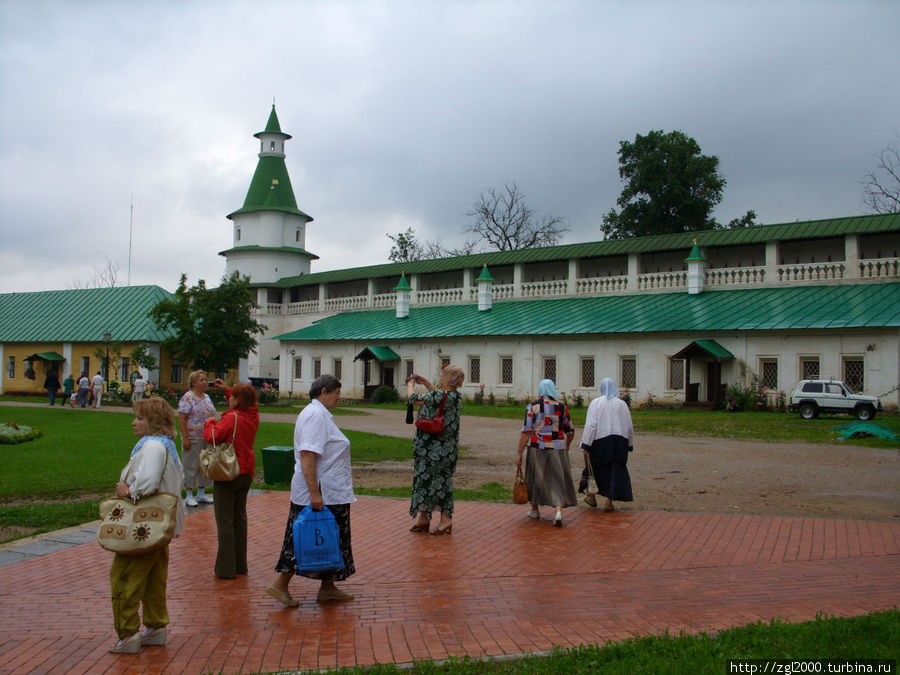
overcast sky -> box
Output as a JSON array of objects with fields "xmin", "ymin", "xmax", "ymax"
[{"xmin": 1, "ymin": 0, "xmax": 898, "ymax": 294}]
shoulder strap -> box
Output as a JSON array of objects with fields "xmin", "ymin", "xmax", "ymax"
[{"xmin": 436, "ymin": 392, "xmax": 447, "ymax": 415}]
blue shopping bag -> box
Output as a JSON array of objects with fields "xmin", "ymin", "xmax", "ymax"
[{"xmin": 292, "ymin": 506, "xmax": 345, "ymax": 573}]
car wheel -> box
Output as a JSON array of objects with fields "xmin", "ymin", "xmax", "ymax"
[
  {"xmin": 855, "ymin": 405, "xmax": 876, "ymax": 421},
  {"xmin": 799, "ymin": 403, "xmax": 818, "ymax": 420}
]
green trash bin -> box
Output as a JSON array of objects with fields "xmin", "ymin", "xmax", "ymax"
[{"xmin": 262, "ymin": 446, "xmax": 295, "ymax": 485}]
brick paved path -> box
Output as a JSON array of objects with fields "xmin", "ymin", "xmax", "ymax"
[{"xmin": 0, "ymin": 493, "xmax": 898, "ymax": 674}]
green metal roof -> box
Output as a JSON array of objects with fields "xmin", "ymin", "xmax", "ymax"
[
  {"xmin": 256, "ymin": 105, "xmax": 291, "ymax": 138},
  {"xmin": 274, "ymin": 282, "xmax": 900, "ymax": 342},
  {"xmin": 228, "ymin": 156, "xmax": 312, "ymax": 220},
  {"xmin": 274, "ymin": 213, "xmax": 899, "ymax": 288},
  {"xmin": 28, "ymin": 351, "xmax": 66, "ymax": 361},
  {"xmin": 0, "ymin": 286, "xmax": 175, "ymax": 343},
  {"xmin": 353, "ymin": 346, "xmax": 401, "ymax": 361},
  {"xmin": 673, "ymin": 340, "xmax": 735, "ymax": 360},
  {"xmin": 218, "ymin": 244, "xmax": 319, "ymax": 260}
]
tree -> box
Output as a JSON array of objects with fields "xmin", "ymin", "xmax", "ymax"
[
  {"xmin": 860, "ymin": 138, "xmax": 900, "ymax": 214},
  {"xmin": 150, "ymin": 272, "xmax": 266, "ymax": 376},
  {"xmin": 386, "ymin": 228, "xmax": 424, "ymax": 262},
  {"xmin": 464, "ymin": 182, "xmax": 568, "ymax": 251},
  {"xmin": 601, "ymin": 130, "xmax": 726, "ymax": 239},
  {"xmin": 70, "ymin": 257, "xmax": 121, "ymax": 290},
  {"xmin": 129, "ymin": 343, "xmax": 158, "ymax": 378}
]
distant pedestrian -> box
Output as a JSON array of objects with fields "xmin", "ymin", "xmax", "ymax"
[
  {"xmin": 77, "ymin": 372, "xmax": 90, "ymax": 407},
  {"xmin": 132, "ymin": 374, "xmax": 147, "ymax": 401},
  {"xmin": 62, "ymin": 373, "xmax": 75, "ymax": 406},
  {"xmin": 92, "ymin": 371, "xmax": 105, "ymax": 408},
  {"xmin": 177, "ymin": 370, "xmax": 217, "ymax": 507},
  {"xmin": 43, "ymin": 369, "xmax": 60, "ymax": 406}
]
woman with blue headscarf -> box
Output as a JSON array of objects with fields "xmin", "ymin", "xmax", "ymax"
[
  {"xmin": 516, "ymin": 379, "xmax": 577, "ymax": 526},
  {"xmin": 580, "ymin": 378, "xmax": 634, "ymax": 512}
]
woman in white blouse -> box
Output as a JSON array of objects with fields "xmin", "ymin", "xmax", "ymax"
[
  {"xmin": 266, "ymin": 374, "xmax": 357, "ymax": 606},
  {"xmin": 580, "ymin": 378, "xmax": 635, "ymax": 512}
]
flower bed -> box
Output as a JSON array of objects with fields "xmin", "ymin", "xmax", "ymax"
[{"xmin": 0, "ymin": 421, "xmax": 43, "ymax": 444}]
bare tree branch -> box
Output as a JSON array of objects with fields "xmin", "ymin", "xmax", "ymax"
[
  {"xmin": 464, "ymin": 182, "xmax": 568, "ymax": 251},
  {"xmin": 860, "ymin": 139, "xmax": 900, "ymax": 214}
]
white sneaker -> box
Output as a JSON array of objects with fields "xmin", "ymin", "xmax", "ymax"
[
  {"xmin": 109, "ymin": 632, "xmax": 141, "ymax": 654},
  {"xmin": 526, "ymin": 509, "xmax": 540, "ymax": 519},
  {"xmin": 185, "ymin": 496, "xmax": 198, "ymax": 507},
  {"xmin": 197, "ymin": 495, "xmax": 214, "ymax": 504},
  {"xmin": 141, "ymin": 627, "xmax": 166, "ymax": 646}
]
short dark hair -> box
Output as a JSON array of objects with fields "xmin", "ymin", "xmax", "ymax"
[{"xmin": 309, "ymin": 374, "xmax": 341, "ymax": 400}]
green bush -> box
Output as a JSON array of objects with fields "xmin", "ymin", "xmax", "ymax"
[{"xmin": 371, "ymin": 385, "xmax": 399, "ymax": 404}]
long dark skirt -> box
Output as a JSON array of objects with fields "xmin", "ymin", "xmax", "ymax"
[
  {"xmin": 586, "ymin": 434, "xmax": 633, "ymax": 502},
  {"xmin": 524, "ymin": 446, "xmax": 577, "ymax": 508},
  {"xmin": 274, "ymin": 502, "xmax": 356, "ymax": 581}
]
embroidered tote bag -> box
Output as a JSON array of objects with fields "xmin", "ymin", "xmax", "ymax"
[
  {"xmin": 293, "ymin": 505, "xmax": 345, "ymax": 574},
  {"xmin": 97, "ymin": 492, "xmax": 179, "ymax": 555}
]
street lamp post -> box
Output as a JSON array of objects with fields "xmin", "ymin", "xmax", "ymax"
[{"xmin": 103, "ymin": 332, "xmax": 111, "ymax": 384}]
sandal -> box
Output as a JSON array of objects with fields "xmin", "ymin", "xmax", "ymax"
[
  {"xmin": 266, "ymin": 584, "xmax": 299, "ymax": 607},
  {"xmin": 409, "ymin": 523, "xmax": 430, "ymax": 533},
  {"xmin": 430, "ymin": 524, "xmax": 452, "ymax": 536}
]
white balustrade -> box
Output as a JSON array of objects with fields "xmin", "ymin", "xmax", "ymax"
[
  {"xmin": 859, "ymin": 257, "xmax": 899, "ymax": 279},
  {"xmin": 638, "ymin": 271, "xmax": 687, "ymax": 290},
  {"xmin": 415, "ymin": 288, "xmax": 465, "ymax": 305},
  {"xmin": 705, "ymin": 266, "xmax": 765, "ymax": 287},
  {"xmin": 778, "ymin": 262, "xmax": 845, "ymax": 282},
  {"xmin": 575, "ymin": 276, "xmax": 629, "ymax": 294},
  {"xmin": 520, "ymin": 279, "xmax": 568, "ymax": 297}
]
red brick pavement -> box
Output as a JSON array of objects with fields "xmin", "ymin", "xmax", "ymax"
[{"xmin": 1, "ymin": 493, "xmax": 898, "ymax": 674}]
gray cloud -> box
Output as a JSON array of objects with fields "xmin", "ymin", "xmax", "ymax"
[{"xmin": 1, "ymin": 0, "xmax": 897, "ymax": 293}]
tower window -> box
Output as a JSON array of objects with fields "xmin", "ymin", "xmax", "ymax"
[
  {"xmin": 296, "ymin": 229, "xmax": 301, "ymax": 242},
  {"xmin": 270, "ymin": 141, "xmax": 275, "ymax": 151},
  {"xmin": 236, "ymin": 228, "xmax": 241, "ymax": 241}
]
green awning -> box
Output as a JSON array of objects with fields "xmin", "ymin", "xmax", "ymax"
[
  {"xmin": 353, "ymin": 346, "xmax": 401, "ymax": 362},
  {"xmin": 27, "ymin": 352, "xmax": 66, "ymax": 361},
  {"xmin": 671, "ymin": 340, "xmax": 735, "ymax": 361}
]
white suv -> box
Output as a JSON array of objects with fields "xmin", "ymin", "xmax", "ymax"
[{"xmin": 789, "ymin": 379, "xmax": 882, "ymax": 421}]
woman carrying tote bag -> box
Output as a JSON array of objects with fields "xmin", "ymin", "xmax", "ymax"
[
  {"xmin": 203, "ymin": 384, "xmax": 259, "ymax": 579},
  {"xmin": 107, "ymin": 397, "xmax": 185, "ymax": 654}
]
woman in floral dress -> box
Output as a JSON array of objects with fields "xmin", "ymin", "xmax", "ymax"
[{"xmin": 406, "ymin": 364, "xmax": 465, "ymax": 535}]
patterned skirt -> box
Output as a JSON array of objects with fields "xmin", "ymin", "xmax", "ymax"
[
  {"xmin": 274, "ymin": 502, "xmax": 356, "ymax": 581},
  {"xmin": 524, "ymin": 446, "xmax": 577, "ymax": 508}
]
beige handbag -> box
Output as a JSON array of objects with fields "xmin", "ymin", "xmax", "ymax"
[
  {"xmin": 200, "ymin": 413, "xmax": 241, "ymax": 481},
  {"xmin": 98, "ymin": 492, "xmax": 178, "ymax": 555}
]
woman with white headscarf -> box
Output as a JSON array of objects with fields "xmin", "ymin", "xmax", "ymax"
[
  {"xmin": 516, "ymin": 379, "xmax": 577, "ymax": 526},
  {"xmin": 580, "ymin": 378, "xmax": 634, "ymax": 512}
]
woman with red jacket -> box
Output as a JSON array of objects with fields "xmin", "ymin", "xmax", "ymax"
[{"xmin": 203, "ymin": 383, "xmax": 259, "ymax": 579}]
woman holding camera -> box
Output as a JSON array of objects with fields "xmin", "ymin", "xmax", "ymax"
[{"xmin": 407, "ymin": 364, "xmax": 465, "ymax": 535}]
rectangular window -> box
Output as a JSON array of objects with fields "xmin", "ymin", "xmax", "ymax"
[
  {"xmin": 621, "ymin": 357, "xmax": 636, "ymax": 389},
  {"xmin": 843, "ymin": 357, "xmax": 864, "ymax": 392},
  {"xmin": 580, "ymin": 357, "xmax": 595, "ymax": 388},
  {"xmin": 81, "ymin": 356, "xmax": 90, "ymax": 376},
  {"xmin": 760, "ymin": 359, "xmax": 778, "ymax": 389},
  {"xmin": 293, "ymin": 357, "xmax": 302, "ymax": 379},
  {"xmin": 668, "ymin": 358, "xmax": 684, "ymax": 390},
  {"xmin": 469, "ymin": 356, "xmax": 481, "ymax": 384},
  {"xmin": 801, "ymin": 358, "xmax": 820, "ymax": 380},
  {"xmin": 333, "ymin": 358, "xmax": 342, "ymax": 381},
  {"xmin": 364, "ymin": 360, "xmax": 371, "ymax": 384},
  {"xmin": 440, "ymin": 357, "xmax": 451, "ymax": 369},
  {"xmin": 313, "ymin": 358, "xmax": 322, "ymax": 379},
  {"xmin": 236, "ymin": 228, "xmax": 241, "ymax": 241},
  {"xmin": 170, "ymin": 360, "xmax": 183, "ymax": 384},
  {"xmin": 405, "ymin": 359, "xmax": 414, "ymax": 380},
  {"xmin": 500, "ymin": 357, "xmax": 513, "ymax": 385},
  {"xmin": 119, "ymin": 357, "xmax": 129, "ymax": 383},
  {"xmin": 6, "ymin": 356, "xmax": 13, "ymax": 379},
  {"xmin": 543, "ymin": 357, "xmax": 557, "ymax": 382}
]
